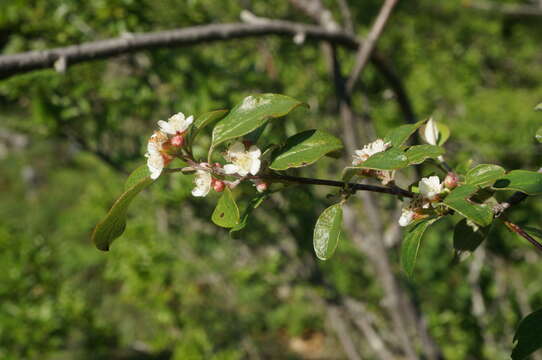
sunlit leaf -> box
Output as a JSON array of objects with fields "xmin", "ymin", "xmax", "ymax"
[
  {"xmin": 436, "ymin": 123, "xmax": 450, "ymax": 146},
  {"xmin": 384, "ymin": 119, "xmax": 427, "ymax": 147},
  {"xmin": 313, "ymin": 203, "xmax": 343, "ymax": 260},
  {"xmin": 189, "ymin": 109, "xmax": 228, "ymax": 144},
  {"xmin": 355, "ymin": 148, "xmax": 408, "ymax": 170},
  {"xmin": 493, "ymin": 170, "xmax": 542, "ymax": 195},
  {"xmin": 512, "ymin": 308, "xmax": 542, "ymax": 360},
  {"xmin": 269, "ymin": 129, "xmax": 343, "ymax": 170},
  {"xmin": 466, "ymin": 164, "xmax": 506, "ymax": 188},
  {"xmin": 92, "ymin": 167, "xmax": 155, "ymax": 251},
  {"xmin": 210, "ymin": 94, "xmax": 307, "ymax": 152},
  {"xmin": 443, "ymin": 185, "xmax": 493, "ymax": 227},
  {"xmin": 212, "ymin": 187, "xmax": 240, "ymax": 228},
  {"xmin": 400, "ymin": 217, "xmax": 438, "ymax": 278},
  {"xmin": 405, "ymin": 145, "xmax": 444, "ymax": 165}
]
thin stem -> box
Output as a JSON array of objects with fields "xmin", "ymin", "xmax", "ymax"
[
  {"xmin": 504, "ymin": 220, "xmax": 542, "ymax": 253},
  {"xmin": 259, "ymin": 173, "xmax": 414, "ymax": 198}
]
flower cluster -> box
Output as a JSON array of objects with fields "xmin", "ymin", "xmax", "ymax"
[
  {"xmin": 145, "ymin": 113, "xmax": 263, "ymax": 198},
  {"xmin": 398, "ymin": 175, "xmax": 446, "ymax": 227},
  {"xmin": 145, "ymin": 112, "xmax": 194, "ymax": 180}
]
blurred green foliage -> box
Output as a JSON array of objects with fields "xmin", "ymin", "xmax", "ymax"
[{"xmin": 1, "ymin": 0, "xmax": 542, "ymax": 359}]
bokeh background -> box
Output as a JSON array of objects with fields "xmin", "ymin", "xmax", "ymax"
[{"xmin": 1, "ymin": 0, "xmax": 542, "ymax": 359}]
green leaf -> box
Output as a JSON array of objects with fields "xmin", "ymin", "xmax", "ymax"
[
  {"xmin": 92, "ymin": 169, "xmax": 155, "ymax": 251},
  {"xmin": 313, "ymin": 203, "xmax": 343, "ymax": 260},
  {"xmin": 443, "ymin": 185, "xmax": 493, "ymax": 227},
  {"xmin": 269, "ymin": 129, "xmax": 343, "ymax": 170},
  {"xmin": 453, "ymin": 218, "xmax": 489, "ymax": 252},
  {"xmin": 512, "ymin": 308, "xmax": 542, "ymax": 360},
  {"xmin": 405, "ymin": 145, "xmax": 445, "ymax": 165},
  {"xmin": 436, "ymin": 123, "xmax": 450, "ymax": 146},
  {"xmin": 210, "ymin": 94, "xmax": 307, "ymax": 150},
  {"xmin": 465, "ymin": 164, "xmax": 506, "ymax": 188},
  {"xmin": 493, "ymin": 170, "xmax": 542, "ymax": 195},
  {"xmin": 189, "ymin": 109, "xmax": 228, "ymax": 143},
  {"xmin": 212, "ymin": 187, "xmax": 240, "ymax": 228},
  {"xmin": 400, "ymin": 217, "xmax": 438, "ymax": 278},
  {"xmin": 356, "ymin": 147, "xmax": 408, "ymax": 170},
  {"xmin": 536, "ymin": 127, "xmax": 542, "ymax": 143},
  {"xmin": 230, "ymin": 194, "xmax": 267, "ymax": 236},
  {"xmin": 124, "ymin": 164, "xmax": 152, "ymax": 191},
  {"xmin": 384, "ymin": 119, "xmax": 427, "ymax": 147}
]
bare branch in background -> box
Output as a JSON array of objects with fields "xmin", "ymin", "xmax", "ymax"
[
  {"xmin": 346, "ymin": 0, "xmax": 399, "ymax": 95},
  {"xmin": 327, "ymin": 306, "xmax": 363, "ymax": 360},
  {"xmin": 337, "ymin": 0, "xmax": 355, "ymax": 34}
]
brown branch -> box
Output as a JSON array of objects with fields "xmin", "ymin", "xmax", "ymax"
[
  {"xmin": 346, "ymin": 0, "xmax": 399, "ymax": 95},
  {"xmin": 504, "ymin": 220, "xmax": 542, "ymax": 252},
  {"xmin": 260, "ymin": 173, "xmax": 415, "ymax": 197}
]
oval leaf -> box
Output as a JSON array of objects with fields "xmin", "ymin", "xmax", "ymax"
[
  {"xmin": 384, "ymin": 118, "xmax": 428, "ymax": 147},
  {"xmin": 269, "ymin": 129, "xmax": 343, "ymax": 170},
  {"xmin": 212, "ymin": 187, "xmax": 240, "ymax": 228},
  {"xmin": 493, "ymin": 170, "xmax": 542, "ymax": 195},
  {"xmin": 230, "ymin": 194, "xmax": 267, "ymax": 237},
  {"xmin": 400, "ymin": 217, "xmax": 438, "ymax": 278},
  {"xmin": 92, "ymin": 168, "xmax": 155, "ymax": 251},
  {"xmin": 405, "ymin": 145, "xmax": 445, "ymax": 165},
  {"xmin": 443, "ymin": 185, "xmax": 494, "ymax": 227},
  {"xmin": 466, "ymin": 164, "xmax": 506, "ymax": 188},
  {"xmin": 356, "ymin": 147, "xmax": 408, "ymax": 170},
  {"xmin": 189, "ymin": 109, "xmax": 229, "ymax": 144},
  {"xmin": 453, "ymin": 218, "xmax": 489, "ymax": 253},
  {"xmin": 211, "ymin": 94, "xmax": 307, "ymax": 149},
  {"xmin": 512, "ymin": 308, "xmax": 542, "ymax": 360},
  {"xmin": 313, "ymin": 203, "xmax": 343, "ymax": 260}
]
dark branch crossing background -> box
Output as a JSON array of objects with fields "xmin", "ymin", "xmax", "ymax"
[{"xmin": 1, "ymin": 1, "xmax": 542, "ymax": 359}]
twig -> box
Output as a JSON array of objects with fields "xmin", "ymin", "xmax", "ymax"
[
  {"xmin": 260, "ymin": 173, "xmax": 415, "ymax": 197},
  {"xmin": 346, "ymin": 0, "xmax": 399, "ymax": 95},
  {"xmin": 504, "ymin": 220, "xmax": 542, "ymax": 252}
]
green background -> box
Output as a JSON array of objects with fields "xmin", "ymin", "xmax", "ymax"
[{"xmin": 1, "ymin": 0, "xmax": 541, "ymax": 359}]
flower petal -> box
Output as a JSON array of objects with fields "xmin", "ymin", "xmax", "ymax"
[
  {"xmin": 250, "ymin": 158, "xmax": 261, "ymax": 175},
  {"xmin": 248, "ymin": 145, "xmax": 261, "ymax": 158},
  {"xmin": 224, "ymin": 164, "xmax": 239, "ymax": 174},
  {"xmin": 228, "ymin": 141, "xmax": 245, "ymax": 156}
]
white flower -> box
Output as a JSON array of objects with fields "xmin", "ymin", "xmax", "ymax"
[
  {"xmin": 145, "ymin": 131, "xmax": 168, "ymax": 180},
  {"xmin": 398, "ymin": 199, "xmax": 416, "ymax": 227},
  {"xmin": 352, "ymin": 139, "xmax": 390, "ymax": 165},
  {"xmin": 223, "ymin": 141, "xmax": 261, "ymax": 176},
  {"xmin": 192, "ymin": 170, "xmax": 212, "ymax": 197},
  {"xmin": 419, "ymin": 176, "xmax": 443, "ymax": 200},
  {"xmin": 421, "ymin": 118, "xmax": 439, "ymax": 146},
  {"xmin": 158, "ymin": 112, "xmax": 194, "ymax": 135}
]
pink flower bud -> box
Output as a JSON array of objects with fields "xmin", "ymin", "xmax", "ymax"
[
  {"xmin": 213, "ymin": 162, "xmax": 222, "ymax": 168},
  {"xmin": 212, "ymin": 179, "xmax": 225, "ymax": 192},
  {"xmin": 444, "ymin": 172, "xmax": 459, "ymax": 190},
  {"xmin": 171, "ymin": 134, "xmax": 184, "ymax": 147},
  {"xmin": 256, "ymin": 182, "xmax": 268, "ymax": 193}
]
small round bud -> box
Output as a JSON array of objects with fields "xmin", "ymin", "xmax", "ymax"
[
  {"xmin": 213, "ymin": 162, "xmax": 222, "ymax": 168},
  {"xmin": 171, "ymin": 134, "xmax": 184, "ymax": 147},
  {"xmin": 256, "ymin": 182, "xmax": 268, "ymax": 193},
  {"xmin": 212, "ymin": 179, "xmax": 225, "ymax": 192},
  {"xmin": 444, "ymin": 172, "xmax": 459, "ymax": 190}
]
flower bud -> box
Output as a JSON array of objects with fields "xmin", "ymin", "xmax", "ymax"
[
  {"xmin": 212, "ymin": 179, "xmax": 225, "ymax": 192},
  {"xmin": 444, "ymin": 172, "xmax": 459, "ymax": 190},
  {"xmin": 256, "ymin": 181, "xmax": 268, "ymax": 193},
  {"xmin": 171, "ymin": 134, "xmax": 184, "ymax": 147},
  {"xmin": 213, "ymin": 162, "xmax": 222, "ymax": 168}
]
